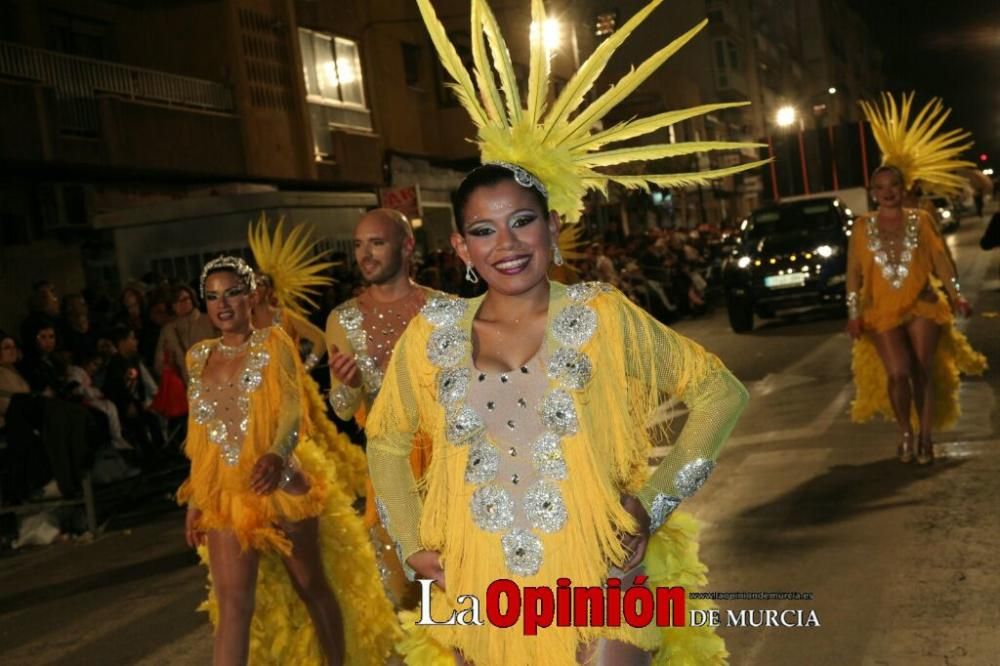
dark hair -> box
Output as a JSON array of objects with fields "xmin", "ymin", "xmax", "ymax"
[
  {"xmin": 871, "ymin": 165, "xmax": 905, "ymax": 186},
  {"xmin": 0, "ymin": 329, "xmax": 14, "ymax": 346},
  {"xmin": 169, "ymin": 284, "xmax": 199, "ymax": 312},
  {"xmin": 452, "ymin": 164, "xmax": 549, "ymax": 233},
  {"xmin": 109, "ymin": 325, "xmax": 134, "ymax": 346}
]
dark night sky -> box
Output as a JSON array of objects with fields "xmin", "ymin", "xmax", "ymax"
[{"xmin": 846, "ymin": 0, "xmax": 1000, "ymax": 162}]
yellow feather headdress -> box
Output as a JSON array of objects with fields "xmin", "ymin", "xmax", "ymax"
[
  {"xmin": 859, "ymin": 92, "xmax": 975, "ymax": 196},
  {"xmin": 417, "ymin": 0, "xmax": 769, "ymax": 223},
  {"xmin": 247, "ymin": 214, "xmax": 334, "ymax": 316}
]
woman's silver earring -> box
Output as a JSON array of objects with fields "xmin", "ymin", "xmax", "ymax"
[
  {"xmin": 552, "ymin": 243, "xmax": 564, "ymax": 266},
  {"xmin": 465, "ymin": 263, "xmax": 480, "ymax": 283}
]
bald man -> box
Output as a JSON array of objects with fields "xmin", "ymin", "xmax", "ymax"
[{"xmin": 325, "ymin": 208, "xmax": 437, "ymax": 607}]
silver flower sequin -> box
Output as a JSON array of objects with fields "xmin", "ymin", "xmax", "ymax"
[
  {"xmin": 539, "ymin": 390, "xmax": 579, "ymax": 435},
  {"xmin": 531, "ymin": 431, "xmax": 567, "ymax": 480},
  {"xmin": 566, "ymin": 281, "xmax": 612, "ymax": 304},
  {"xmin": 240, "ymin": 368, "xmax": 263, "ymax": 392},
  {"xmin": 338, "ymin": 305, "xmax": 364, "ymax": 333},
  {"xmin": 501, "ymin": 529, "xmax": 544, "ymax": 576},
  {"xmin": 523, "ymin": 482, "xmax": 568, "ymax": 533},
  {"xmin": 464, "ymin": 439, "xmax": 499, "ymax": 484},
  {"xmin": 437, "ymin": 368, "xmax": 470, "ymax": 407},
  {"xmin": 207, "ymin": 419, "xmax": 228, "ymax": 444},
  {"xmin": 190, "ymin": 343, "xmax": 211, "ymax": 364},
  {"xmin": 427, "ymin": 327, "xmax": 467, "ymax": 368},
  {"xmin": 649, "ymin": 493, "xmax": 681, "ymax": 531},
  {"xmin": 552, "ymin": 304, "xmax": 598, "ymax": 349},
  {"xmin": 221, "ymin": 444, "xmax": 241, "ymax": 466},
  {"xmin": 546, "ymin": 348, "xmax": 593, "ymax": 390},
  {"xmin": 422, "ymin": 296, "xmax": 467, "ymax": 327},
  {"xmin": 674, "ymin": 458, "xmax": 716, "ymax": 497},
  {"xmin": 446, "ymin": 405, "xmax": 485, "ymax": 444},
  {"xmin": 193, "ymin": 401, "xmax": 213, "ymax": 425},
  {"xmin": 471, "ymin": 485, "xmax": 515, "ymax": 532}
]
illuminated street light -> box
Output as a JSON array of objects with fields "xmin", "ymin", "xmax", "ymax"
[
  {"xmin": 984, "ymin": 168, "xmax": 995, "ymax": 176},
  {"xmin": 775, "ymin": 105, "xmax": 798, "ymax": 128},
  {"xmin": 828, "ymin": 86, "xmax": 837, "ymax": 94},
  {"xmin": 531, "ymin": 18, "xmax": 562, "ymax": 52}
]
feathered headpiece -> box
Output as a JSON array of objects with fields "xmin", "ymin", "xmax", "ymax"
[
  {"xmin": 417, "ymin": 0, "xmax": 768, "ymax": 223},
  {"xmin": 247, "ymin": 214, "xmax": 334, "ymax": 316},
  {"xmin": 859, "ymin": 92, "xmax": 975, "ymax": 196}
]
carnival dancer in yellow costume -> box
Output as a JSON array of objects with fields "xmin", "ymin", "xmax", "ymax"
[
  {"xmin": 325, "ymin": 208, "xmax": 439, "ymax": 608},
  {"xmin": 178, "ymin": 256, "xmax": 398, "ymax": 665},
  {"xmin": 366, "ymin": 1, "xmax": 765, "ymax": 663},
  {"xmin": 249, "ymin": 216, "xmax": 369, "ymax": 500},
  {"xmin": 850, "ymin": 94, "xmax": 987, "ymax": 464}
]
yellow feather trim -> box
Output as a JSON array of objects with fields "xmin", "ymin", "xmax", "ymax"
[{"xmin": 859, "ymin": 92, "xmax": 975, "ymax": 196}]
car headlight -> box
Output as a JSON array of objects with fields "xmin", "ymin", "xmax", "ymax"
[
  {"xmin": 737, "ymin": 256, "xmax": 752, "ymax": 269},
  {"xmin": 940, "ymin": 209, "xmax": 952, "ymax": 219},
  {"xmin": 816, "ymin": 245, "xmax": 836, "ymax": 258}
]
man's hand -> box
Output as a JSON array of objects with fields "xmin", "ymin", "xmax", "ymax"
[
  {"xmin": 406, "ymin": 550, "xmax": 446, "ymax": 591},
  {"xmin": 329, "ymin": 344, "xmax": 361, "ymax": 389}
]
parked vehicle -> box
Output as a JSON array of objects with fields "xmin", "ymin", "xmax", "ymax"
[
  {"xmin": 929, "ymin": 196, "xmax": 959, "ymax": 234},
  {"xmin": 723, "ymin": 197, "xmax": 853, "ymax": 332}
]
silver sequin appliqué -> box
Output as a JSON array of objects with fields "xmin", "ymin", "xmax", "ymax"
[
  {"xmin": 674, "ymin": 458, "xmax": 716, "ymax": 497},
  {"xmin": 471, "ymin": 485, "xmax": 516, "ymax": 532},
  {"xmin": 465, "ymin": 438, "xmax": 500, "ymax": 484},
  {"xmin": 501, "ymin": 529, "xmax": 544, "ymax": 576},
  {"xmin": 523, "ymin": 482, "xmax": 568, "ymax": 533},
  {"xmin": 649, "ymin": 493, "xmax": 681, "ymax": 531}
]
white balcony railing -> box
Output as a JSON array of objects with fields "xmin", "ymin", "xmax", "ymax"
[{"xmin": 0, "ymin": 40, "xmax": 234, "ymax": 134}]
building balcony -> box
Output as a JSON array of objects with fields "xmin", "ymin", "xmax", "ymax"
[{"xmin": 0, "ymin": 40, "xmax": 243, "ymax": 175}]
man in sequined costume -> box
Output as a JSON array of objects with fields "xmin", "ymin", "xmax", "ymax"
[{"xmin": 325, "ymin": 208, "xmax": 437, "ymax": 607}]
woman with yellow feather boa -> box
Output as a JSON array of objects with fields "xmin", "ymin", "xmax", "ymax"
[
  {"xmin": 367, "ymin": 1, "xmax": 764, "ymax": 663},
  {"xmin": 849, "ymin": 93, "xmax": 987, "ymax": 464}
]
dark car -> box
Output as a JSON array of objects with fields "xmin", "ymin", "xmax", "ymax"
[{"xmin": 722, "ymin": 197, "xmax": 853, "ymax": 332}]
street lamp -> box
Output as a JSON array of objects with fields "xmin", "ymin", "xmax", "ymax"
[
  {"xmin": 775, "ymin": 105, "xmax": 798, "ymax": 128},
  {"xmin": 827, "ymin": 86, "xmax": 837, "ymax": 95},
  {"xmin": 530, "ymin": 18, "xmax": 562, "ymax": 52}
]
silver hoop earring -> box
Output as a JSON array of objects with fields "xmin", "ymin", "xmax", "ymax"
[
  {"xmin": 465, "ymin": 263, "xmax": 480, "ymax": 283},
  {"xmin": 552, "ymin": 243, "xmax": 564, "ymax": 266}
]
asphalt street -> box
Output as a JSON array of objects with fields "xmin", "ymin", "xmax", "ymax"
[{"xmin": 0, "ymin": 211, "xmax": 997, "ymax": 666}]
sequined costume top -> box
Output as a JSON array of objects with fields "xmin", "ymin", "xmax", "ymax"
[
  {"xmin": 365, "ymin": 281, "xmax": 748, "ymax": 664},
  {"xmin": 177, "ymin": 327, "xmax": 321, "ymax": 554},
  {"xmin": 324, "ymin": 285, "xmax": 435, "ymax": 421},
  {"xmin": 846, "ymin": 208, "xmax": 960, "ymax": 333}
]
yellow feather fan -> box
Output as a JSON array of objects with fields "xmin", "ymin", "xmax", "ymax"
[
  {"xmin": 247, "ymin": 214, "xmax": 334, "ymax": 316},
  {"xmin": 418, "ymin": 0, "xmax": 769, "ymax": 223},
  {"xmin": 859, "ymin": 92, "xmax": 975, "ymax": 196}
]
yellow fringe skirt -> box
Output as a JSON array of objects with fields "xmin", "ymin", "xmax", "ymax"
[
  {"xmin": 303, "ymin": 373, "xmax": 369, "ymax": 500},
  {"xmin": 394, "ymin": 511, "xmax": 728, "ymax": 665}
]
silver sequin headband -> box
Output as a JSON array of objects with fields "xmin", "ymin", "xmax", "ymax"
[
  {"xmin": 484, "ymin": 161, "xmax": 549, "ymax": 199},
  {"xmin": 200, "ymin": 255, "xmax": 257, "ymax": 298}
]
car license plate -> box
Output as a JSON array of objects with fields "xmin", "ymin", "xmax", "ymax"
[{"xmin": 764, "ymin": 273, "xmax": 806, "ymax": 288}]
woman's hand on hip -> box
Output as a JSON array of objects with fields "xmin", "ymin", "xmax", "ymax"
[{"xmin": 250, "ymin": 453, "xmax": 285, "ymax": 495}]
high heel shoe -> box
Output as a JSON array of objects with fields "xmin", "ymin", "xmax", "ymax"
[
  {"xmin": 898, "ymin": 432, "xmax": 914, "ymax": 463},
  {"xmin": 916, "ymin": 437, "xmax": 934, "ymax": 465}
]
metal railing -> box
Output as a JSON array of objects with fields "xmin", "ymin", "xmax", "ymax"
[{"xmin": 0, "ymin": 40, "xmax": 234, "ymax": 134}]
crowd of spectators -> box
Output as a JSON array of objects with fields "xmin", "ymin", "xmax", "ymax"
[{"xmin": 0, "ymin": 277, "xmax": 215, "ymax": 507}]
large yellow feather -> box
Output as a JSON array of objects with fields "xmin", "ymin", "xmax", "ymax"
[
  {"xmin": 525, "ymin": 0, "xmax": 549, "ymax": 125},
  {"xmin": 470, "ymin": 0, "xmax": 505, "ymax": 126},
  {"xmin": 248, "ymin": 214, "xmax": 334, "ymax": 316},
  {"xmin": 582, "ymin": 141, "xmax": 766, "ymax": 168},
  {"xmin": 573, "ymin": 101, "xmax": 751, "ymax": 152},
  {"xmin": 415, "ymin": 0, "xmax": 489, "ymax": 129},
  {"xmin": 477, "ymin": 0, "xmax": 522, "ymax": 125}
]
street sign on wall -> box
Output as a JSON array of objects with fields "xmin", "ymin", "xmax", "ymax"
[{"xmin": 378, "ymin": 185, "xmax": 422, "ymax": 222}]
